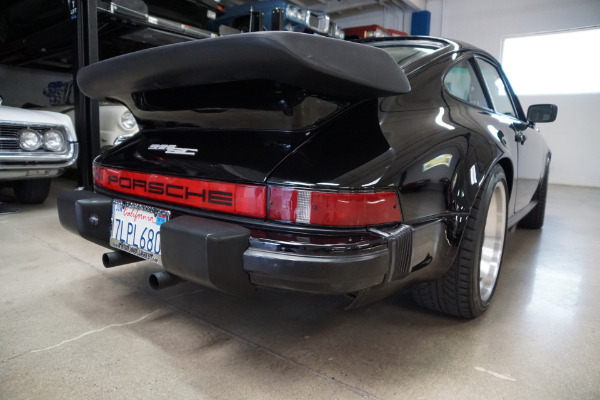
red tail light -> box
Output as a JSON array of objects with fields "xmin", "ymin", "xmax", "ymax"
[
  {"xmin": 94, "ymin": 166, "xmax": 402, "ymax": 227},
  {"xmin": 93, "ymin": 164, "xmax": 103, "ymax": 187},
  {"xmin": 268, "ymin": 187, "xmax": 402, "ymax": 227},
  {"xmin": 94, "ymin": 166, "xmax": 266, "ymax": 218}
]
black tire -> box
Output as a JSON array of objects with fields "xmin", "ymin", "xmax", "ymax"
[
  {"xmin": 412, "ymin": 165, "xmax": 508, "ymax": 318},
  {"xmin": 13, "ymin": 179, "xmax": 51, "ymax": 204},
  {"xmin": 518, "ymin": 165, "xmax": 549, "ymax": 229}
]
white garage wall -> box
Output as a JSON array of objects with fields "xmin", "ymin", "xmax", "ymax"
[{"xmin": 427, "ymin": 0, "xmax": 600, "ymax": 187}]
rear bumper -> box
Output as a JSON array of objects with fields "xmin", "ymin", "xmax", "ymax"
[
  {"xmin": 244, "ymin": 245, "xmax": 389, "ymax": 294},
  {"xmin": 57, "ymin": 190, "xmax": 415, "ymax": 295}
]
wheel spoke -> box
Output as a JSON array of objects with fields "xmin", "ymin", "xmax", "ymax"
[{"xmin": 479, "ymin": 182, "xmax": 507, "ymax": 302}]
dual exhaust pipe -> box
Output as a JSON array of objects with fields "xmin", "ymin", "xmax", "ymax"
[{"xmin": 102, "ymin": 251, "xmax": 184, "ymax": 290}]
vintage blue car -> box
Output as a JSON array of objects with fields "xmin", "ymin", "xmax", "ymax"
[{"xmin": 209, "ymin": 0, "xmax": 344, "ymax": 38}]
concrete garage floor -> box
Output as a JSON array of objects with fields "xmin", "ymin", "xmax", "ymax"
[{"xmin": 1, "ymin": 178, "xmax": 599, "ymax": 400}]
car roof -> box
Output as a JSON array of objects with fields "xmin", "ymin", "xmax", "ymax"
[{"xmin": 357, "ymin": 36, "xmax": 494, "ymax": 74}]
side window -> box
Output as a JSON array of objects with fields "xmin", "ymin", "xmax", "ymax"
[
  {"xmin": 443, "ymin": 58, "xmax": 489, "ymax": 109},
  {"xmin": 476, "ymin": 59, "xmax": 517, "ymax": 117}
]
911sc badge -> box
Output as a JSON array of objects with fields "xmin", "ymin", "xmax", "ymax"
[{"xmin": 148, "ymin": 144, "xmax": 198, "ymax": 156}]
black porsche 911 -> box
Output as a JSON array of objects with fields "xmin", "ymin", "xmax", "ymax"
[{"xmin": 58, "ymin": 32, "xmax": 556, "ymax": 318}]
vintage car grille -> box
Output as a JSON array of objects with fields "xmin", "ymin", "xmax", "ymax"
[
  {"xmin": 0, "ymin": 124, "xmax": 22, "ymax": 150},
  {"xmin": 308, "ymin": 13, "xmax": 319, "ymax": 29},
  {"xmin": 0, "ymin": 123, "xmax": 67, "ymax": 152},
  {"xmin": 307, "ymin": 11, "xmax": 329, "ymax": 34}
]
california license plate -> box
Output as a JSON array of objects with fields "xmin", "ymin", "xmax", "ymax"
[{"xmin": 109, "ymin": 200, "xmax": 170, "ymax": 264}]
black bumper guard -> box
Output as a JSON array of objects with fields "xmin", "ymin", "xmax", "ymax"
[{"xmin": 57, "ymin": 190, "xmax": 414, "ymax": 296}]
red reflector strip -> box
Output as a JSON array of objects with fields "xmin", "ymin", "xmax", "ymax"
[
  {"xmin": 268, "ymin": 187, "xmax": 402, "ymax": 227},
  {"xmin": 94, "ymin": 166, "xmax": 266, "ymax": 218}
]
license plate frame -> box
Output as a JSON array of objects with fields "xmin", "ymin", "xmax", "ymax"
[{"xmin": 109, "ymin": 199, "xmax": 170, "ymax": 264}]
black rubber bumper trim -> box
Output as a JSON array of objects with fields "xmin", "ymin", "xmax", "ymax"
[
  {"xmin": 160, "ymin": 215, "xmax": 255, "ymax": 297},
  {"xmin": 243, "ymin": 247, "xmax": 389, "ymax": 294},
  {"xmin": 57, "ymin": 191, "xmax": 411, "ymax": 296},
  {"xmin": 369, "ymin": 225, "xmax": 414, "ymax": 281},
  {"xmin": 57, "ymin": 190, "xmax": 113, "ymax": 249}
]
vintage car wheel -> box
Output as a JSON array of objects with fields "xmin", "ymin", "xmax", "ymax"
[
  {"xmin": 13, "ymin": 178, "xmax": 51, "ymax": 204},
  {"xmin": 518, "ymin": 165, "xmax": 549, "ymax": 229},
  {"xmin": 412, "ymin": 165, "xmax": 508, "ymax": 318}
]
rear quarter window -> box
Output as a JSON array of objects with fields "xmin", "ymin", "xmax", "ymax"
[{"xmin": 444, "ymin": 58, "xmax": 489, "ymax": 109}]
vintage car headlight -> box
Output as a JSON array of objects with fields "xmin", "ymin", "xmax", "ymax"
[
  {"xmin": 120, "ymin": 111, "xmax": 137, "ymax": 130},
  {"xmin": 298, "ymin": 9, "xmax": 307, "ymax": 22},
  {"xmin": 286, "ymin": 5, "xmax": 307, "ymax": 23},
  {"xmin": 19, "ymin": 128, "xmax": 43, "ymax": 151},
  {"xmin": 328, "ymin": 22, "xmax": 345, "ymax": 39},
  {"xmin": 43, "ymin": 129, "xmax": 66, "ymax": 152}
]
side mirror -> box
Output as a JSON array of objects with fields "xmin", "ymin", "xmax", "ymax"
[{"xmin": 527, "ymin": 104, "xmax": 557, "ymax": 123}]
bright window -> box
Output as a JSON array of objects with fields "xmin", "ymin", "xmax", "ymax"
[
  {"xmin": 476, "ymin": 59, "xmax": 516, "ymax": 117},
  {"xmin": 501, "ymin": 27, "xmax": 600, "ymax": 95},
  {"xmin": 443, "ymin": 58, "xmax": 488, "ymax": 108}
]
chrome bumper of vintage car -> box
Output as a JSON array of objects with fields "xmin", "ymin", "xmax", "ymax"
[
  {"xmin": 57, "ymin": 190, "xmax": 431, "ymax": 296},
  {"xmin": 0, "ymin": 143, "xmax": 78, "ymax": 180}
]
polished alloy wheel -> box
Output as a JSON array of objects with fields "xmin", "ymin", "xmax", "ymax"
[{"xmin": 479, "ymin": 182, "xmax": 507, "ymax": 302}]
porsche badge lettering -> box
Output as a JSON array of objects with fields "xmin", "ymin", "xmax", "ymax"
[
  {"xmin": 106, "ymin": 174, "xmax": 233, "ymax": 206},
  {"xmin": 148, "ymin": 144, "xmax": 198, "ymax": 156}
]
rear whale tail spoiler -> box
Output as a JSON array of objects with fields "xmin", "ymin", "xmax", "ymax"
[{"xmin": 77, "ymin": 31, "xmax": 411, "ymax": 103}]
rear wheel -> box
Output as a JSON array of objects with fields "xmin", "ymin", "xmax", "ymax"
[
  {"xmin": 13, "ymin": 179, "xmax": 51, "ymax": 204},
  {"xmin": 412, "ymin": 165, "xmax": 508, "ymax": 318}
]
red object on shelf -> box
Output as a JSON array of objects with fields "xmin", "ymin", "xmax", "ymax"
[
  {"xmin": 388, "ymin": 29, "xmax": 408, "ymax": 36},
  {"xmin": 344, "ymin": 25, "xmax": 407, "ymax": 39}
]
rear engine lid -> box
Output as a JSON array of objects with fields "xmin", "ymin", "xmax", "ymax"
[
  {"xmin": 87, "ymin": 32, "xmax": 408, "ymax": 226},
  {"xmin": 98, "ymin": 126, "xmax": 316, "ymax": 183},
  {"xmin": 96, "ymin": 98, "xmax": 390, "ymax": 185}
]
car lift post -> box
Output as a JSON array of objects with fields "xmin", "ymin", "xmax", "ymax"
[{"xmin": 73, "ymin": 0, "xmax": 100, "ymax": 190}]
